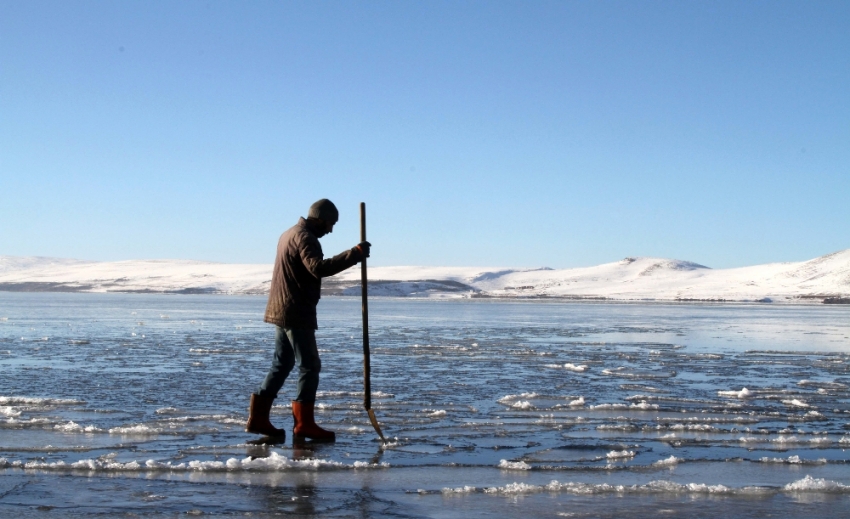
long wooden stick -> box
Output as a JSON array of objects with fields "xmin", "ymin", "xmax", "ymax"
[{"xmin": 360, "ymin": 202, "xmax": 385, "ymax": 441}]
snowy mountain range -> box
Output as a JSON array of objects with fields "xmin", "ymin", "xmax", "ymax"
[{"xmin": 1, "ymin": 250, "xmax": 849, "ymax": 303}]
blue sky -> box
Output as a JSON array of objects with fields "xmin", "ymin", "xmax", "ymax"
[{"xmin": 2, "ymin": 1, "xmax": 848, "ymax": 268}]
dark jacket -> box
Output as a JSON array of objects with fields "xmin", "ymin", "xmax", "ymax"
[{"xmin": 264, "ymin": 217, "xmax": 362, "ymax": 329}]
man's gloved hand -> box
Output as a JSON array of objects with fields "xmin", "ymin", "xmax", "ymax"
[{"xmin": 355, "ymin": 241, "xmax": 371, "ymax": 258}]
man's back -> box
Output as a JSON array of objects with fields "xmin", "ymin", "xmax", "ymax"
[{"xmin": 264, "ymin": 217, "xmax": 360, "ymax": 329}]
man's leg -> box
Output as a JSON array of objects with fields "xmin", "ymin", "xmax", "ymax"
[
  {"xmin": 246, "ymin": 326, "xmax": 295, "ymax": 436},
  {"xmin": 286, "ymin": 328, "xmax": 335, "ymax": 441},
  {"xmin": 258, "ymin": 326, "xmax": 297, "ymax": 397},
  {"xmin": 286, "ymin": 328, "xmax": 321, "ymax": 402}
]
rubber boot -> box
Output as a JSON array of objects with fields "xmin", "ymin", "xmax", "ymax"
[
  {"xmin": 292, "ymin": 400, "xmax": 336, "ymax": 441},
  {"xmin": 246, "ymin": 393, "xmax": 286, "ymax": 437}
]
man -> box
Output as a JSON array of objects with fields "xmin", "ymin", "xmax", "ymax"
[{"xmin": 246, "ymin": 199, "xmax": 370, "ymax": 441}]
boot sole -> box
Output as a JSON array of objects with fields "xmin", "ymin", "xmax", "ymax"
[
  {"xmin": 246, "ymin": 435, "xmax": 287, "ymax": 445},
  {"xmin": 246, "ymin": 427, "xmax": 286, "ymax": 437}
]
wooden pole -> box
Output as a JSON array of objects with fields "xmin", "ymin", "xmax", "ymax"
[{"xmin": 360, "ymin": 202, "xmax": 385, "ymax": 441}]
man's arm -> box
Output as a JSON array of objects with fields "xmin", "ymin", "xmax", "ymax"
[{"xmin": 300, "ymin": 234, "xmax": 365, "ymax": 279}]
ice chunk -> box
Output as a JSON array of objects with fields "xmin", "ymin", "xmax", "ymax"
[
  {"xmin": 760, "ymin": 455, "xmax": 826, "ymax": 465},
  {"xmin": 652, "ymin": 456, "xmax": 682, "ymax": 466},
  {"xmin": 782, "ymin": 399, "xmax": 810, "ymax": 408},
  {"xmin": 606, "ymin": 450, "xmax": 636, "ymax": 459},
  {"xmin": 442, "ymin": 486, "xmax": 478, "ymax": 494},
  {"xmin": 497, "ymin": 392, "xmax": 538, "ymax": 404},
  {"xmin": 718, "ymin": 388, "xmax": 752, "ymax": 399},
  {"xmin": 498, "ymin": 459, "xmax": 532, "ymax": 470},
  {"xmin": 54, "ymin": 421, "xmax": 102, "ymax": 433},
  {"xmin": 484, "ymin": 482, "xmax": 539, "ymax": 494},
  {"xmin": 783, "ymin": 475, "xmax": 850, "ymax": 492},
  {"xmin": 629, "ymin": 401, "xmax": 658, "ymax": 410},
  {"xmin": 0, "ymin": 406, "xmax": 21, "ymax": 417},
  {"xmin": 108, "ymin": 424, "xmax": 164, "ymax": 435},
  {"xmin": 353, "ymin": 461, "xmax": 390, "ymax": 468},
  {"xmin": 0, "ymin": 396, "xmax": 85, "ymax": 406},
  {"xmin": 588, "ymin": 403, "xmax": 628, "ymax": 410}
]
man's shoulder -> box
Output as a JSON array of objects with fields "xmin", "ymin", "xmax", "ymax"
[
  {"xmin": 280, "ymin": 219, "xmax": 311, "ymax": 240},
  {"xmin": 280, "ymin": 219, "xmax": 319, "ymax": 250}
]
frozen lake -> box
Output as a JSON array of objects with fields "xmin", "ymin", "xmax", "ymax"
[{"xmin": 1, "ymin": 292, "xmax": 849, "ymax": 517}]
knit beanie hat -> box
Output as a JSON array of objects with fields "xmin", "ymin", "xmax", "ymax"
[{"xmin": 308, "ymin": 199, "xmax": 339, "ymax": 223}]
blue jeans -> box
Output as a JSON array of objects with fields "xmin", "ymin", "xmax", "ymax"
[{"xmin": 257, "ymin": 327, "xmax": 321, "ymax": 402}]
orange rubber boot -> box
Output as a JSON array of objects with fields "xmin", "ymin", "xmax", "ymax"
[
  {"xmin": 246, "ymin": 394, "xmax": 286, "ymax": 437},
  {"xmin": 292, "ymin": 400, "xmax": 335, "ymax": 441}
]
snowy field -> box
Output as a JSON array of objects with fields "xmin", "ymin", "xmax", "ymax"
[
  {"xmin": 1, "ymin": 293, "xmax": 849, "ymax": 517},
  {"xmin": 1, "ymin": 249, "xmax": 849, "ymax": 303}
]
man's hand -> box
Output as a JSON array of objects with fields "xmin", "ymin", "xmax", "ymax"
[{"xmin": 356, "ymin": 241, "xmax": 371, "ymax": 258}]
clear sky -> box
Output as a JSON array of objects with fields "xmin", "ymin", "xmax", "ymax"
[{"xmin": 2, "ymin": 1, "xmax": 848, "ymax": 269}]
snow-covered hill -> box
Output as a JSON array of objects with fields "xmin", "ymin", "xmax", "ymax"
[{"xmin": 1, "ymin": 250, "xmax": 849, "ymax": 303}]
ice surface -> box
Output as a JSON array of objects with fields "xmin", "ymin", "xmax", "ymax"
[{"xmin": 1, "ymin": 294, "xmax": 849, "ymax": 517}]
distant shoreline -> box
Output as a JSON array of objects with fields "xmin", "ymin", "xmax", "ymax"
[
  {"xmin": 2, "ymin": 250, "xmax": 848, "ymax": 304},
  {"xmin": 1, "ymin": 281, "xmax": 848, "ymax": 305}
]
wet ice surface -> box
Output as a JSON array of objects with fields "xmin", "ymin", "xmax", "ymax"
[{"xmin": 1, "ymin": 293, "xmax": 849, "ymax": 517}]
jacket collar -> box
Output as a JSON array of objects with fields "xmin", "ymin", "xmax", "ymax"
[{"xmin": 299, "ymin": 217, "xmax": 321, "ymax": 236}]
